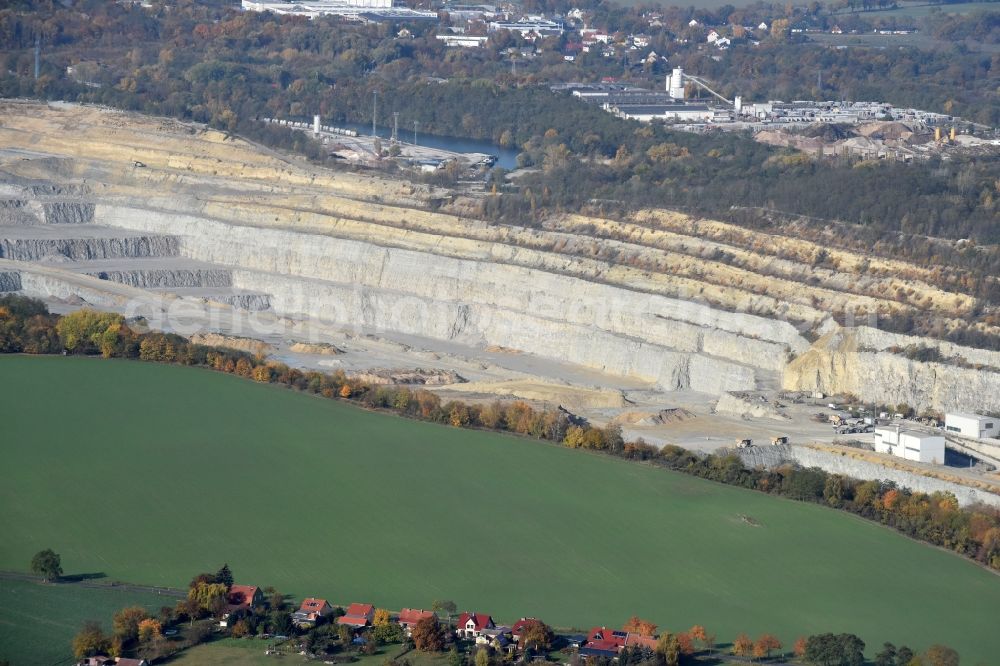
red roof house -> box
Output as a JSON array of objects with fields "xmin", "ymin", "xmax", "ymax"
[
  {"xmin": 457, "ymin": 612, "xmax": 495, "ymax": 638},
  {"xmin": 625, "ymin": 633, "xmax": 658, "ymax": 650},
  {"xmin": 398, "ymin": 608, "xmax": 437, "ymax": 634},
  {"xmin": 337, "ymin": 603, "xmax": 375, "ymax": 627},
  {"xmin": 293, "ymin": 598, "xmax": 334, "ymax": 626},
  {"xmin": 581, "ymin": 627, "xmax": 656, "ymax": 656},
  {"xmin": 220, "ymin": 585, "xmax": 263, "ymax": 626},
  {"xmin": 228, "ymin": 585, "xmax": 263, "ymax": 610}
]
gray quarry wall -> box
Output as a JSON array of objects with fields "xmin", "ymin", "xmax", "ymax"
[
  {"xmin": 96, "ymin": 205, "xmax": 796, "ymax": 391},
  {"xmin": 84, "ymin": 268, "xmax": 231, "ymax": 289},
  {"xmin": 0, "ymin": 235, "xmax": 178, "ymax": 262},
  {"xmin": 737, "ymin": 445, "xmax": 1000, "ymax": 509},
  {"xmin": 0, "ymin": 271, "xmax": 21, "ymax": 292},
  {"xmin": 42, "ymin": 202, "xmax": 95, "ymax": 224},
  {"xmin": 784, "ymin": 329, "xmax": 1000, "ymax": 414}
]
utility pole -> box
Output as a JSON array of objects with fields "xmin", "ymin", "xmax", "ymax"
[
  {"xmin": 34, "ymin": 35, "xmax": 40, "ymax": 80},
  {"xmin": 413, "ymin": 121, "xmax": 418, "ymax": 146},
  {"xmin": 372, "ymin": 91, "xmax": 377, "ymax": 137}
]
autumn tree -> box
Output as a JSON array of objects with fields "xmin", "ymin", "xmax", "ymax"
[
  {"xmin": 655, "ymin": 632, "xmax": 681, "ymax": 666},
  {"xmin": 732, "ymin": 633, "xmax": 754, "ymax": 658},
  {"xmin": 412, "ymin": 615, "xmax": 446, "ymax": 652},
  {"xmin": 113, "ymin": 606, "xmax": 149, "ymax": 642},
  {"xmin": 230, "ymin": 619, "xmax": 251, "ymax": 638},
  {"xmin": 688, "ymin": 625, "xmax": 708, "ymax": 649},
  {"xmin": 30, "ymin": 549, "xmax": 62, "ymax": 581},
  {"xmin": 138, "ymin": 618, "xmax": 163, "ymax": 643},
  {"xmin": 373, "ymin": 608, "xmax": 391, "ymax": 626},
  {"xmin": 753, "ymin": 634, "xmax": 782, "ymax": 659},
  {"xmin": 924, "ymin": 644, "xmax": 960, "ymax": 666},
  {"xmin": 188, "ymin": 582, "xmax": 228, "ymax": 614},
  {"xmin": 793, "ymin": 637, "xmax": 807, "ymax": 659},
  {"xmin": 623, "ymin": 616, "xmax": 657, "ymax": 636},
  {"xmin": 73, "ymin": 621, "xmax": 111, "ymax": 659},
  {"xmin": 518, "ymin": 620, "xmax": 554, "ymax": 651},
  {"xmin": 676, "ymin": 632, "xmax": 695, "ymax": 655},
  {"xmin": 56, "ymin": 309, "xmax": 125, "ymax": 354}
]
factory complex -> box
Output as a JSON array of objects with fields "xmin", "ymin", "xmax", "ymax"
[
  {"xmin": 241, "ymin": 0, "xmax": 438, "ymax": 22},
  {"xmin": 555, "ymin": 67, "xmax": 987, "ymax": 134}
]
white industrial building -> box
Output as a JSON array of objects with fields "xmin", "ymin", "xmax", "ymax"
[
  {"xmin": 436, "ymin": 34, "xmax": 489, "ymax": 47},
  {"xmin": 873, "ymin": 425, "xmax": 946, "ymax": 464},
  {"xmin": 609, "ymin": 103, "xmax": 714, "ymax": 122},
  {"xmin": 945, "ymin": 413, "xmax": 999, "ymax": 439},
  {"xmin": 241, "ymin": 0, "xmax": 437, "ymax": 20}
]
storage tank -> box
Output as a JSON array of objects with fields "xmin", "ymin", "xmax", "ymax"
[{"xmin": 668, "ymin": 68, "xmax": 685, "ymax": 100}]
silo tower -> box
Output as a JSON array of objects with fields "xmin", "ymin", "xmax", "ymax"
[{"xmin": 668, "ymin": 68, "xmax": 685, "ymax": 100}]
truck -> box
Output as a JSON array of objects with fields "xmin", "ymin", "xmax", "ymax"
[
  {"xmin": 770, "ymin": 436, "xmax": 789, "ymax": 445},
  {"xmin": 735, "ymin": 439, "xmax": 753, "ymax": 448}
]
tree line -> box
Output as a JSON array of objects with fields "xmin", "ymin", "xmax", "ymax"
[{"xmin": 4, "ymin": 294, "xmax": 1000, "ymax": 577}]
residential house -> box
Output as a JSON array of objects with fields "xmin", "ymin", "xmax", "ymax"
[
  {"xmin": 625, "ymin": 633, "xmax": 658, "ymax": 650},
  {"xmin": 221, "ymin": 584, "xmax": 263, "ymax": 627},
  {"xmin": 456, "ymin": 612, "xmax": 495, "ymax": 639},
  {"xmin": 398, "ymin": 608, "xmax": 437, "ymax": 635},
  {"xmin": 706, "ymin": 29, "xmax": 720, "ymax": 43},
  {"xmin": 337, "ymin": 603, "xmax": 375, "ymax": 628},
  {"xmin": 293, "ymin": 598, "xmax": 334, "ymax": 627},
  {"xmin": 580, "ymin": 627, "xmax": 656, "ymax": 657},
  {"xmin": 478, "ymin": 626, "xmax": 515, "ymax": 653},
  {"xmin": 228, "ymin": 584, "xmax": 263, "ymax": 610}
]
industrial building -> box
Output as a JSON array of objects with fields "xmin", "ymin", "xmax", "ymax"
[
  {"xmin": 241, "ymin": 0, "xmax": 437, "ymax": 21},
  {"xmin": 873, "ymin": 425, "xmax": 946, "ymax": 464},
  {"xmin": 945, "ymin": 413, "xmax": 999, "ymax": 440},
  {"xmin": 610, "ymin": 103, "xmax": 714, "ymax": 122},
  {"xmin": 436, "ymin": 34, "xmax": 489, "ymax": 47},
  {"xmin": 488, "ymin": 18, "xmax": 565, "ymax": 37},
  {"xmin": 554, "ymin": 68, "xmax": 987, "ymax": 138}
]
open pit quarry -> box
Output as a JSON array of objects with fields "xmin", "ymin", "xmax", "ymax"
[{"xmin": 2, "ymin": 100, "xmax": 1000, "ymax": 497}]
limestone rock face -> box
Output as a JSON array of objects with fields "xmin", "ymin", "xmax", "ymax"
[
  {"xmin": 782, "ymin": 328, "xmax": 1000, "ymax": 413},
  {"xmin": 97, "ymin": 205, "xmax": 797, "ymax": 392},
  {"xmin": 83, "ymin": 268, "xmax": 231, "ymax": 289},
  {"xmin": 0, "ymin": 235, "xmax": 178, "ymax": 262},
  {"xmin": 0, "ymin": 270, "xmax": 21, "ymax": 291}
]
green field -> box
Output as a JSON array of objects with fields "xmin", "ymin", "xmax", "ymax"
[
  {"xmin": 0, "ymin": 577, "xmax": 172, "ymax": 665},
  {"xmin": 170, "ymin": 638, "xmax": 449, "ymax": 665},
  {"xmin": 831, "ymin": 1, "xmax": 1000, "ymax": 17},
  {"xmin": 2, "ymin": 356, "xmax": 1000, "ymax": 663}
]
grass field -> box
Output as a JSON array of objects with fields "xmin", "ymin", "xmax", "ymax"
[
  {"xmin": 831, "ymin": 1, "xmax": 1000, "ymax": 17},
  {"xmin": 0, "ymin": 577, "xmax": 173, "ymax": 665},
  {"xmin": 169, "ymin": 638, "xmax": 449, "ymax": 665},
  {"xmin": 2, "ymin": 356, "xmax": 1000, "ymax": 663}
]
